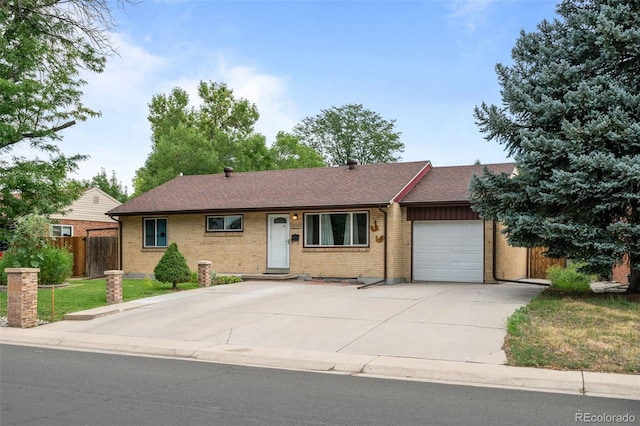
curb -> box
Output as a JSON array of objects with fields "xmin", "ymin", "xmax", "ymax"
[{"xmin": 1, "ymin": 328, "xmax": 638, "ymax": 400}]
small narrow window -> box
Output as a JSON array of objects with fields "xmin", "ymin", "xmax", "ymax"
[
  {"xmin": 51, "ymin": 225, "xmax": 73, "ymax": 237},
  {"xmin": 143, "ymin": 218, "xmax": 168, "ymax": 247},
  {"xmin": 207, "ymin": 215, "xmax": 243, "ymax": 232}
]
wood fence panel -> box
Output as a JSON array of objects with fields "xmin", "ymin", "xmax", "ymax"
[
  {"xmin": 529, "ymin": 247, "xmax": 566, "ymax": 279},
  {"xmin": 86, "ymin": 236, "xmax": 118, "ymax": 277},
  {"xmin": 50, "ymin": 236, "xmax": 86, "ymax": 277}
]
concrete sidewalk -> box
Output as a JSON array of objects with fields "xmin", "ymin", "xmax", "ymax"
[{"xmin": 1, "ymin": 281, "xmax": 638, "ymax": 400}]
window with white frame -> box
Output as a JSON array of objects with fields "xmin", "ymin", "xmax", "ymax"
[
  {"xmin": 304, "ymin": 212, "xmax": 368, "ymax": 247},
  {"xmin": 206, "ymin": 215, "xmax": 243, "ymax": 232},
  {"xmin": 51, "ymin": 225, "xmax": 73, "ymax": 237},
  {"xmin": 144, "ymin": 218, "xmax": 167, "ymax": 247}
]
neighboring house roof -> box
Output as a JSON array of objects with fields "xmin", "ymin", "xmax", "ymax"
[
  {"xmin": 400, "ymin": 163, "xmax": 516, "ymax": 205},
  {"xmin": 108, "ymin": 161, "xmax": 432, "ymax": 216},
  {"xmin": 51, "ymin": 187, "xmax": 122, "ymax": 223}
]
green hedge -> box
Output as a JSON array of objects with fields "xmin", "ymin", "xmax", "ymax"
[{"xmin": 0, "ymin": 247, "xmax": 72, "ymax": 285}]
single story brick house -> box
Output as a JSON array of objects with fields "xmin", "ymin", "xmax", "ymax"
[{"xmin": 107, "ymin": 161, "xmax": 528, "ymax": 283}]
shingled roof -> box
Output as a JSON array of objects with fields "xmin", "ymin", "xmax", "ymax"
[
  {"xmin": 108, "ymin": 161, "xmax": 431, "ymax": 216},
  {"xmin": 400, "ymin": 163, "xmax": 515, "ymax": 205}
]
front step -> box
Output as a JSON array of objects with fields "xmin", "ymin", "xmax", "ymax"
[
  {"xmin": 264, "ymin": 268, "xmax": 290, "ymax": 274},
  {"xmin": 239, "ymin": 273, "xmax": 299, "ymax": 281}
]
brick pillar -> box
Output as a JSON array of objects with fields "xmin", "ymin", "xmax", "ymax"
[
  {"xmin": 5, "ymin": 268, "xmax": 39, "ymax": 328},
  {"xmin": 197, "ymin": 261, "xmax": 212, "ymax": 287},
  {"xmin": 105, "ymin": 270, "xmax": 124, "ymax": 304}
]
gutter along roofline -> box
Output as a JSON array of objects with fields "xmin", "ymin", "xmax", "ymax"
[{"xmin": 108, "ymin": 203, "xmax": 403, "ymax": 217}]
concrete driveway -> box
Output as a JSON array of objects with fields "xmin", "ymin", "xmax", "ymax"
[
  {"xmin": 31, "ymin": 280, "xmax": 543, "ymax": 364},
  {"xmin": 5, "ymin": 280, "xmax": 640, "ymax": 399}
]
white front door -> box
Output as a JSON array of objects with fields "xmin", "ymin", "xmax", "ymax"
[{"xmin": 268, "ymin": 214, "xmax": 290, "ymax": 269}]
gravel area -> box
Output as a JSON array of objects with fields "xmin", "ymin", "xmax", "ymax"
[{"xmin": 0, "ymin": 316, "xmax": 49, "ymax": 327}]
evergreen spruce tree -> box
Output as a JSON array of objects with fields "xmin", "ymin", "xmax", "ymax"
[
  {"xmin": 153, "ymin": 243, "xmax": 191, "ymax": 290},
  {"xmin": 469, "ymin": 0, "xmax": 640, "ymax": 293}
]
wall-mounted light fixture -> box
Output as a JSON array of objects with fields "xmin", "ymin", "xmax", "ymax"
[{"xmin": 292, "ymin": 213, "xmax": 299, "ymax": 220}]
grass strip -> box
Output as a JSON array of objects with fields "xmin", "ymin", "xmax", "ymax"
[{"xmin": 505, "ymin": 288, "xmax": 640, "ymax": 374}]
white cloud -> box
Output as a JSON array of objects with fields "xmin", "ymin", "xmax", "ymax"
[
  {"xmin": 61, "ymin": 33, "xmax": 170, "ymax": 189},
  {"xmin": 63, "ymin": 34, "xmax": 298, "ymax": 189},
  {"xmin": 160, "ymin": 55, "xmax": 298, "ymax": 144},
  {"xmin": 448, "ymin": 0, "xmax": 496, "ymax": 31},
  {"xmin": 217, "ymin": 63, "xmax": 297, "ymax": 141}
]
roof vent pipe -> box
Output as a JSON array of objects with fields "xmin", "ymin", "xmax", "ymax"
[
  {"xmin": 224, "ymin": 167, "xmax": 233, "ymax": 178},
  {"xmin": 347, "ymin": 159, "xmax": 358, "ymax": 170}
]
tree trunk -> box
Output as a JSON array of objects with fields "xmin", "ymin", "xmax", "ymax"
[
  {"xmin": 172, "ymin": 281, "xmax": 177, "ymax": 290},
  {"xmin": 627, "ymin": 253, "xmax": 639, "ymax": 294}
]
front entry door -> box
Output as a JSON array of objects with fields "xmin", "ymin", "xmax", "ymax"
[{"xmin": 268, "ymin": 214, "xmax": 289, "ymax": 269}]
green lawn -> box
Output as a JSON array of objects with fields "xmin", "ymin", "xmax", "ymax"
[
  {"xmin": 0, "ymin": 278, "xmax": 200, "ymax": 322},
  {"xmin": 505, "ymin": 288, "xmax": 640, "ymax": 374}
]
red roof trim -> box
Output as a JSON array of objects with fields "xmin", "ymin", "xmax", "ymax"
[{"xmin": 393, "ymin": 162, "xmax": 432, "ymax": 203}]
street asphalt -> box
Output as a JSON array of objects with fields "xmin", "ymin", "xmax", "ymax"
[{"xmin": 1, "ymin": 280, "xmax": 638, "ymax": 400}]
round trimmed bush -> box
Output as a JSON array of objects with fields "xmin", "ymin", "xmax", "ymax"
[{"xmin": 154, "ymin": 243, "xmax": 191, "ymax": 289}]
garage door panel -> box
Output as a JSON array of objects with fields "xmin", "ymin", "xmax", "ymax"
[{"xmin": 413, "ymin": 221, "xmax": 484, "ymax": 283}]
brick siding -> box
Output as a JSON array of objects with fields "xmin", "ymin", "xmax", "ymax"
[{"xmin": 54, "ymin": 219, "xmax": 118, "ymax": 237}]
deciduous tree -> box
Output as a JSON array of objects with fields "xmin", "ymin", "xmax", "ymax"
[
  {"xmin": 1, "ymin": 0, "xmax": 127, "ymax": 225},
  {"xmin": 134, "ymin": 83, "xmax": 325, "ymax": 195},
  {"xmin": 270, "ymin": 132, "xmax": 325, "ymax": 170},
  {"xmin": 293, "ymin": 104, "xmax": 404, "ymax": 166},
  {"xmin": 77, "ymin": 168, "xmax": 129, "ymax": 202}
]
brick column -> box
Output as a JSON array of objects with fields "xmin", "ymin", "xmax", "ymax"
[
  {"xmin": 5, "ymin": 268, "xmax": 39, "ymax": 328},
  {"xmin": 197, "ymin": 261, "xmax": 212, "ymax": 287},
  {"xmin": 105, "ymin": 270, "xmax": 124, "ymax": 304}
]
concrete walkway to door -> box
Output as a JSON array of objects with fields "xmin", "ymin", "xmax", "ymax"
[{"xmin": 2, "ymin": 281, "xmax": 638, "ymax": 399}]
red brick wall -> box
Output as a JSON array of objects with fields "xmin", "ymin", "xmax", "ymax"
[
  {"xmin": 612, "ymin": 256, "xmax": 630, "ymax": 284},
  {"xmin": 55, "ymin": 219, "xmax": 118, "ymax": 237}
]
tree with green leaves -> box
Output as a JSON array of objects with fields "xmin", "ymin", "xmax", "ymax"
[
  {"xmin": 134, "ymin": 82, "xmax": 325, "ymax": 195},
  {"xmin": 293, "ymin": 104, "xmax": 404, "ymax": 166},
  {"xmin": 469, "ymin": 0, "xmax": 640, "ymax": 293},
  {"xmin": 134, "ymin": 82, "xmax": 261, "ymax": 195},
  {"xmin": 153, "ymin": 242, "xmax": 191, "ymax": 290},
  {"xmin": 1, "ymin": 0, "xmax": 127, "ymax": 227},
  {"xmin": 76, "ymin": 168, "xmax": 129, "ymax": 202},
  {"xmin": 270, "ymin": 132, "xmax": 325, "ymax": 170}
]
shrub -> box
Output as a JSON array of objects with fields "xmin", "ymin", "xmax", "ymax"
[
  {"xmin": 7, "ymin": 213, "xmax": 51, "ymax": 268},
  {"xmin": 38, "ymin": 247, "xmax": 73, "ymax": 285},
  {"xmin": 0, "ymin": 247, "xmax": 72, "ymax": 285},
  {"xmin": 0, "ymin": 251, "xmax": 21, "ymax": 285},
  {"xmin": 215, "ymin": 275, "xmax": 242, "ymax": 284},
  {"xmin": 546, "ymin": 263, "xmax": 594, "ymax": 292},
  {"xmin": 153, "ymin": 243, "xmax": 191, "ymax": 289}
]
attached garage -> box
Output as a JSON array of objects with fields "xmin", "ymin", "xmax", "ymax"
[
  {"xmin": 413, "ymin": 220, "xmax": 484, "ymax": 283},
  {"xmin": 401, "ymin": 163, "xmax": 519, "ymax": 284}
]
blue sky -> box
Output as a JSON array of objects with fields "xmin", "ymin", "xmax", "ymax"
[{"xmin": 57, "ymin": 0, "xmax": 560, "ymax": 192}]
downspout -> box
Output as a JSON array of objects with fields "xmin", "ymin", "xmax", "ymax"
[
  {"xmin": 358, "ymin": 205, "xmax": 388, "ymax": 289},
  {"xmin": 380, "ymin": 205, "xmax": 388, "ymax": 283},
  {"xmin": 109, "ymin": 216, "xmax": 123, "ymax": 271},
  {"xmin": 492, "ymin": 220, "xmax": 548, "ymax": 286}
]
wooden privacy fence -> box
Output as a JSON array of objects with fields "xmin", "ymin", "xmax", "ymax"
[
  {"xmin": 86, "ymin": 236, "xmax": 118, "ymax": 278},
  {"xmin": 49, "ymin": 236, "xmax": 86, "ymax": 277},
  {"xmin": 49, "ymin": 236, "xmax": 118, "ymax": 278},
  {"xmin": 529, "ymin": 247, "xmax": 566, "ymax": 279}
]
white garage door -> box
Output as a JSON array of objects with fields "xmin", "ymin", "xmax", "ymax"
[{"xmin": 413, "ymin": 221, "xmax": 484, "ymax": 282}]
